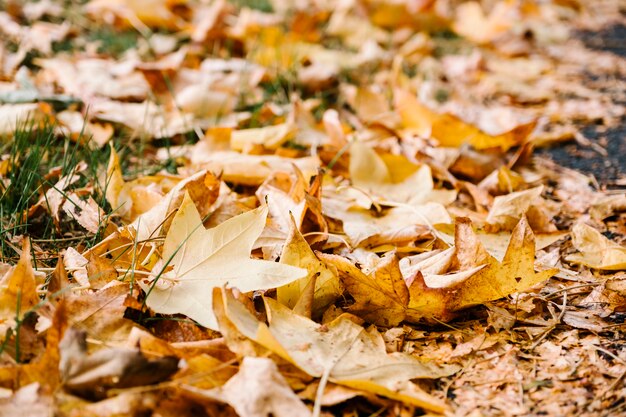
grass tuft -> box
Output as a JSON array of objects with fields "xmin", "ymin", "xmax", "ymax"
[{"xmin": 0, "ymin": 122, "xmax": 109, "ymax": 260}]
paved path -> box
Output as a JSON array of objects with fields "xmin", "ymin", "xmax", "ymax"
[{"xmin": 540, "ymin": 23, "xmax": 625, "ymax": 187}]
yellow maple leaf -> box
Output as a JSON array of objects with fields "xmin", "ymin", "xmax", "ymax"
[
  {"xmin": 407, "ymin": 216, "xmax": 557, "ymax": 321},
  {"xmin": 318, "ymin": 252, "xmax": 408, "ymax": 327},
  {"xmin": 277, "ymin": 217, "xmax": 343, "ymax": 319}
]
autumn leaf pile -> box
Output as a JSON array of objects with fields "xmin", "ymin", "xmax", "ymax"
[{"xmin": 0, "ymin": 0, "xmax": 625, "ymax": 416}]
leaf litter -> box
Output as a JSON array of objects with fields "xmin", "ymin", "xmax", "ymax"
[{"xmin": 0, "ymin": 0, "xmax": 625, "ymax": 416}]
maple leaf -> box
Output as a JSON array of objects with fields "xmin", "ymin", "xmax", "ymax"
[
  {"xmin": 276, "ymin": 216, "xmax": 343, "ymax": 319},
  {"xmin": 139, "ymin": 192, "xmax": 307, "ymax": 330},
  {"xmin": 318, "ymin": 252, "xmax": 408, "ymax": 327},
  {"xmin": 407, "ymin": 216, "xmax": 558, "ymax": 321},
  {"xmin": 215, "ymin": 289, "xmax": 458, "ymax": 413}
]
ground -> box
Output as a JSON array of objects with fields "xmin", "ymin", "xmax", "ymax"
[{"xmin": 0, "ymin": 1, "xmax": 624, "ymax": 417}]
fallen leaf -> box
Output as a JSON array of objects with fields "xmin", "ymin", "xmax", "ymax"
[
  {"xmin": 328, "ymin": 204, "xmax": 445, "ymax": 248},
  {"xmin": 318, "ymin": 252, "xmax": 408, "ymax": 327},
  {"xmin": 486, "ymin": 186, "xmax": 544, "ymax": 229},
  {"xmin": 129, "ymin": 170, "xmax": 216, "ymax": 241},
  {"xmin": 194, "ymin": 152, "xmax": 321, "ymax": 186},
  {"xmin": 0, "ymin": 301, "xmax": 68, "ymax": 390},
  {"xmin": 65, "ymin": 282, "xmax": 135, "ymax": 343},
  {"xmin": 140, "ymin": 192, "xmax": 306, "ymax": 330},
  {"xmin": 0, "ymin": 383, "xmax": 53, "ymax": 417},
  {"xmin": 36, "ymin": 57, "xmax": 150, "ymax": 101},
  {"xmin": 103, "ymin": 145, "xmax": 125, "ymax": 215},
  {"xmin": 277, "ymin": 217, "xmax": 343, "ymax": 319},
  {"xmin": 217, "ymin": 290, "xmax": 457, "ymax": 413},
  {"xmin": 566, "ymin": 222, "xmax": 626, "ymax": 270},
  {"xmin": 590, "ymin": 194, "xmax": 626, "ymax": 221},
  {"xmin": 62, "ymin": 195, "xmax": 105, "ymax": 234},
  {"xmin": 86, "ymin": 0, "xmax": 186, "ymax": 30},
  {"xmin": 0, "ymin": 104, "xmax": 42, "ymax": 136},
  {"xmin": 407, "ymin": 216, "xmax": 557, "ymax": 320},
  {"xmin": 349, "ymin": 142, "xmax": 457, "ymax": 207},
  {"xmin": 184, "ymin": 357, "xmax": 311, "ymax": 417},
  {"xmin": 230, "ymin": 122, "xmax": 296, "ymax": 153},
  {"xmin": 435, "ymin": 223, "xmax": 567, "ymax": 262},
  {"xmin": 0, "ymin": 239, "xmax": 39, "ymax": 336},
  {"xmin": 453, "ymin": 1, "xmax": 512, "ymax": 44},
  {"xmin": 59, "ymin": 328, "xmax": 179, "ymax": 397},
  {"xmin": 395, "ymin": 89, "xmax": 534, "ymax": 151}
]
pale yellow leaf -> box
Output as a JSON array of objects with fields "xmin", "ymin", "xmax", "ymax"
[
  {"xmin": 486, "ymin": 186, "xmax": 544, "ymax": 229},
  {"xmin": 453, "ymin": 2, "xmax": 512, "ymax": 44},
  {"xmin": 335, "ymin": 205, "xmax": 448, "ymax": 248},
  {"xmin": 566, "ymin": 223, "xmax": 626, "ymax": 270},
  {"xmin": 184, "ymin": 357, "xmax": 311, "ymax": 417},
  {"xmin": 349, "ymin": 142, "xmax": 456, "ymax": 207},
  {"xmin": 0, "ymin": 104, "xmax": 42, "ymax": 136},
  {"xmin": 230, "ymin": 123, "xmax": 296, "ymax": 152},
  {"xmin": 139, "ymin": 192, "xmax": 306, "ymax": 330}
]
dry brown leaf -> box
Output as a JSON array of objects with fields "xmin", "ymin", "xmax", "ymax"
[
  {"xmin": 62, "ymin": 195, "xmax": 105, "ymax": 234},
  {"xmin": 0, "ymin": 301, "xmax": 67, "ymax": 390},
  {"xmin": 486, "ymin": 185, "xmax": 544, "ymax": 229},
  {"xmin": 407, "ymin": 216, "xmax": 557, "ymax": 321},
  {"xmin": 318, "ymin": 252, "xmax": 408, "ymax": 327},
  {"xmin": 59, "ymin": 328, "xmax": 178, "ymax": 397},
  {"xmin": 590, "ymin": 194, "xmax": 626, "ymax": 221}
]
